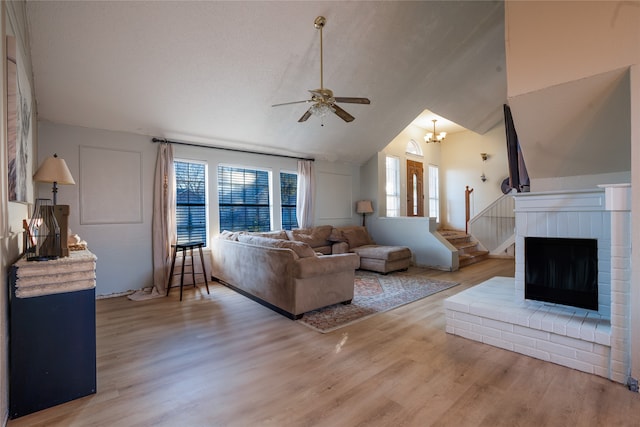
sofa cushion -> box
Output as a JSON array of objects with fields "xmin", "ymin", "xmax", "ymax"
[
  {"xmin": 293, "ymin": 253, "xmax": 360, "ymax": 279},
  {"xmin": 342, "ymin": 227, "xmax": 374, "ymax": 249},
  {"xmin": 313, "ymin": 246, "xmax": 333, "ymax": 256},
  {"xmin": 248, "ymin": 230, "xmax": 288, "ymax": 240},
  {"xmin": 286, "ymin": 225, "xmax": 333, "ymax": 248},
  {"xmin": 218, "ymin": 230, "xmax": 241, "ymax": 241},
  {"xmin": 237, "ymin": 234, "xmax": 316, "ymax": 258},
  {"xmin": 351, "ymin": 245, "xmax": 412, "ymax": 261},
  {"xmin": 328, "ymin": 227, "xmax": 347, "ymax": 242}
]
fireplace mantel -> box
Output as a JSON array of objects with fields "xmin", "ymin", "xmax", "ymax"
[{"xmin": 514, "ymin": 188, "xmax": 605, "ymax": 212}]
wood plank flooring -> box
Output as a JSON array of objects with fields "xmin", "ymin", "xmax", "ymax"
[{"xmin": 7, "ymin": 259, "xmax": 640, "ymax": 426}]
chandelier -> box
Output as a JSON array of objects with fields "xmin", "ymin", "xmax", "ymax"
[{"xmin": 424, "ymin": 119, "xmax": 447, "ymax": 143}]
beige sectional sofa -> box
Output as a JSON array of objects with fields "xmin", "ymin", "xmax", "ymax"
[{"xmin": 210, "ymin": 228, "xmax": 360, "ymax": 319}]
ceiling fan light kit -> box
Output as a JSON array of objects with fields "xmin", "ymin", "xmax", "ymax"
[{"xmin": 272, "ymin": 16, "xmax": 370, "ymax": 124}]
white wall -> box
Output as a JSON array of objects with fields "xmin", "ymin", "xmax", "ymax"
[
  {"xmin": 506, "ymin": 1, "xmax": 637, "ymax": 184},
  {"xmin": 36, "ymin": 123, "xmax": 156, "ymax": 296},
  {"xmin": 36, "ymin": 122, "xmax": 362, "ymax": 296},
  {"xmin": 440, "ymin": 123, "xmax": 509, "ymax": 230},
  {"xmin": 314, "ymin": 160, "xmax": 362, "ymax": 227},
  {"xmin": 532, "ymin": 171, "xmax": 631, "ymax": 192},
  {"xmin": 506, "ymin": 1, "xmax": 639, "ymax": 98}
]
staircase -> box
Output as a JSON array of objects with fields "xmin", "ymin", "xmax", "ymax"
[{"xmin": 439, "ymin": 230, "xmax": 489, "ymax": 268}]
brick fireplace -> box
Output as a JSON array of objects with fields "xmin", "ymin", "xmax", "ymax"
[{"xmin": 445, "ymin": 184, "xmax": 632, "ymax": 384}]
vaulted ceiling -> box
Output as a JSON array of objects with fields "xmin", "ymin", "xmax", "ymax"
[{"xmin": 26, "ymin": 1, "xmax": 506, "ymax": 164}]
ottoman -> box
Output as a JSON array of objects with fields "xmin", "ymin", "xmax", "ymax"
[{"xmin": 350, "ymin": 245, "xmax": 412, "ymax": 274}]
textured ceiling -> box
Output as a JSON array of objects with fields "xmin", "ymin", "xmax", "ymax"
[{"xmin": 26, "ymin": 1, "xmax": 506, "ymax": 163}]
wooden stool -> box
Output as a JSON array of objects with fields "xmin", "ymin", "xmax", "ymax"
[{"xmin": 166, "ymin": 242, "xmax": 210, "ymax": 301}]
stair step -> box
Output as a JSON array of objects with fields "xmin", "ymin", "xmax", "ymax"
[
  {"xmin": 439, "ymin": 229, "xmax": 467, "ymax": 238},
  {"xmin": 448, "ymin": 236, "xmax": 472, "ymax": 245},
  {"xmin": 453, "ymin": 241, "xmax": 478, "ymax": 250},
  {"xmin": 459, "ymin": 250, "xmax": 490, "ymax": 267},
  {"xmin": 440, "ymin": 230, "xmax": 472, "ymax": 245}
]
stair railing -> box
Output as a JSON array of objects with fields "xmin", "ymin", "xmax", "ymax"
[{"xmin": 468, "ymin": 191, "xmax": 515, "ymax": 253}]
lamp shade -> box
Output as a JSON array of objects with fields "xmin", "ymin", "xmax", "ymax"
[
  {"xmin": 356, "ymin": 200, "xmax": 374, "ymax": 214},
  {"xmin": 33, "ymin": 154, "xmax": 75, "ymax": 185}
]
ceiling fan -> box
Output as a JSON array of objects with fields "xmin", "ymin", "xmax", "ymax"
[{"xmin": 272, "ymin": 16, "xmax": 370, "ymax": 124}]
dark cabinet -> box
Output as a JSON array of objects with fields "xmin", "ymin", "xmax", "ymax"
[{"xmin": 8, "ymin": 252, "xmax": 97, "ymax": 419}]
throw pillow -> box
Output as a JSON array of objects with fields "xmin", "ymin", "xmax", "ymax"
[
  {"xmin": 328, "ymin": 228, "xmax": 346, "ymax": 242},
  {"xmin": 343, "ymin": 227, "xmax": 374, "ymax": 249},
  {"xmin": 287, "ymin": 225, "xmax": 333, "ymax": 248},
  {"xmin": 248, "ymin": 230, "xmax": 288, "ymax": 240}
]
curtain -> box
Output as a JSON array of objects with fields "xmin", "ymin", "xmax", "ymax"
[
  {"xmin": 504, "ymin": 104, "xmax": 530, "ymax": 192},
  {"xmin": 152, "ymin": 142, "xmax": 176, "ymax": 293},
  {"xmin": 296, "ymin": 160, "xmax": 315, "ymax": 228}
]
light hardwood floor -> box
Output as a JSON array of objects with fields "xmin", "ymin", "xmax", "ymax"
[{"xmin": 7, "ymin": 259, "xmax": 640, "ymax": 426}]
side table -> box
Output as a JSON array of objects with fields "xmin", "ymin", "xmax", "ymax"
[{"xmin": 166, "ymin": 242, "xmax": 210, "ymax": 301}]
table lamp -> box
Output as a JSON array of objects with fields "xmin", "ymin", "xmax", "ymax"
[
  {"xmin": 33, "ymin": 153, "xmax": 75, "ymax": 257},
  {"xmin": 33, "ymin": 153, "xmax": 75, "ymax": 205},
  {"xmin": 356, "ymin": 200, "xmax": 374, "ymax": 226}
]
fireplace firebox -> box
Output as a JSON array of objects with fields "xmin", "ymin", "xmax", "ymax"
[{"xmin": 524, "ymin": 237, "xmax": 598, "ymax": 310}]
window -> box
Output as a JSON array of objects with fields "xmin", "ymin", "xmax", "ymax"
[
  {"xmin": 218, "ymin": 165, "xmax": 271, "ymax": 232},
  {"xmin": 406, "ymin": 139, "xmax": 423, "ymax": 156},
  {"xmin": 280, "ymin": 172, "xmax": 298, "ymax": 230},
  {"xmin": 175, "ymin": 160, "xmax": 208, "ymax": 245},
  {"xmin": 385, "ymin": 156, "xmax": 400, "ymax": 217},
  {"xmin": 428, "ymin": 164, "xmax": 440, "ymax": 222}
]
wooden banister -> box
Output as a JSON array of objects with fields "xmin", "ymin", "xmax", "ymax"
[{"xmin": 465, "ymin": 186, "xmax": 474, "ymax": 234}]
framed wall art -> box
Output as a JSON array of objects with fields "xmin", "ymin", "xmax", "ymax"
[{"xmin": 6, "ymin": 34, "xmax": 33, "ymax": 203}]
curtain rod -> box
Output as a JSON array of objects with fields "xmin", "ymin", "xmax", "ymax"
[{"xmin": 151, "ymin": 137, "xmax": 315, "ymax": 162}]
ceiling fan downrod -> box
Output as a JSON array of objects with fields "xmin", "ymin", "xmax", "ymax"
[{"xmin": 314, "ymin": 16, "xmax": 326, "ymax": 90}]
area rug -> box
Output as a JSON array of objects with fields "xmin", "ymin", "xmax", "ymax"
[{"xmin": 297, "ymin": 268, "xmax": 459, "ymax": 333}]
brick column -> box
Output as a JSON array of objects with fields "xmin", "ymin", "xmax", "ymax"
[{"xmin": 601, "ymin": 184, "xmax": 632, "ymax": 383}]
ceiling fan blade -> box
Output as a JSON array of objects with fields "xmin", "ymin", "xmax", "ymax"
[
  {"xmin": 298, "ymin": 109, "xmax": 312, "ymax": 122},
  {"xmin": 272, "ymin": 99, "xmax": 311, "ymax": 107},
  {"xmin": 334, "ymin": 97, "xmax": 371, "ymax": 105},
  {"xmin": 332, "ymin": 104, "xmax": 355, "ymax": 122}
]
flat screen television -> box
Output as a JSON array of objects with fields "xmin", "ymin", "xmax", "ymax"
[{"xmin": 524, "ymin": 237, "xmax": 598, "ymax": 310}]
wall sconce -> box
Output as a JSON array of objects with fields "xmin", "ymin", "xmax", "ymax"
[
  {"xmin": 356, "ymin": 200, "xmax": 374, "ymax": 226},
  {"xmin": 33, "ymin": 153, "xmax": 75, "ymax": 205},
  {"xmin": 480, "ymin": 153, "xmax": 488, "ymax": 182}
]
